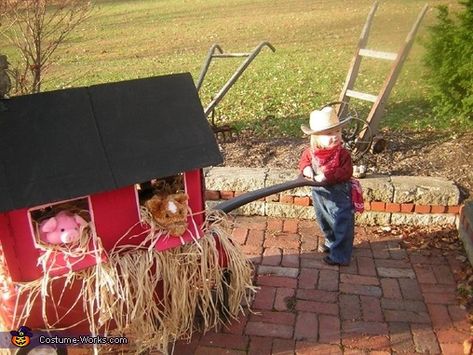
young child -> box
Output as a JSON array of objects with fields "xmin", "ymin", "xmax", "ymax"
[{"xmin": 299, "ymin": 106, "xmax": 355, "ymax": 266}]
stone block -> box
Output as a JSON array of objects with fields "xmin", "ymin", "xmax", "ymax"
[
  {"xmin": 205, "ymin": 200, "xmax": 219, "ymax": 211},
  {"xmin": 232, "ymin": 201, "xmax": 266, "ymax": 216},
  {"xmin": 458, "ymin": 201, "xmax": 473, "ymax": 266},
  {"xmin": 391, "ymin": 176, "xmax": 460, "ymax": 205},
  {"xmin": 294, "ymin": 186, "xmax": 313, "ymax": 197},
  {"xmin": 265, "ymin": 168, "xmax": 311, "ymax": 197},
  {"xmin": 359, "ymin": 175, "xmax": 393, "ymax": 202},
  {"xmin": 355, "ymin": 211, "xmax": 391, "ymax": 225},
  {"xmin": 390, "ymin": 213, "xmax": 457, "ymax": 226},
  {"xmin": 265, "ymin": 202, "xmax": 314, "ymax": 219},
  {"xmin": 205, "ymin": 167, "xmax": 267, "ymax": 191},
  {"xmin": 265, "ymin": 168, "xmax": 298, "ymax": 184}
]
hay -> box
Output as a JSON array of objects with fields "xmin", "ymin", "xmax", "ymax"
[
  {"xmin": 9, "ymin": 206, "xmax": 256, "ymax": 354},
  {"xmin": 203, "ymin": 210, "xmax": 257, "ymax": 316}
]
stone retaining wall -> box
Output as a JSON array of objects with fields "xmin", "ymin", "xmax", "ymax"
[
  {"xmin": 459, "ymin": 201, "xmax": 473, "ymax": 264},
  {"xmin": 204, "ymin": 167, "xmax": 462, "ymax": 226}
]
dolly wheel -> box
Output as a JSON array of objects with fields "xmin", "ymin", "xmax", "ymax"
[{"xmin": 16, "ymin": 345, "xmax": 67, "ymax": 355}]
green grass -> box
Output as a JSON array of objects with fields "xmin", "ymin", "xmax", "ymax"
[{"xmin": 2, "ymin": 0, "xmax": 470, "ymax": 136}]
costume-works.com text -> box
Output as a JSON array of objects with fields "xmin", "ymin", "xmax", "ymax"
[{"xmin": 39, "ymin": 335, "xmax": 128, "ymax": 345}]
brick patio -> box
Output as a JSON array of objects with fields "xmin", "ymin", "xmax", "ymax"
[{"xmin": 170, "ymin": 216, "xmax": 470, "ymax": 355}]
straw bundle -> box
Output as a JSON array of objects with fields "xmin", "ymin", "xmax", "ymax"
[{"xmin": 10, "ymin": 207, "xmax": 256, "ymax": 354}]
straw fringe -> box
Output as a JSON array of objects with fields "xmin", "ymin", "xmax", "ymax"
[{"xmin": 9, "ymin": 207, "xmax": 256, "ymax": 354}]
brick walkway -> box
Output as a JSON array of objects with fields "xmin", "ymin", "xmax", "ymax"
[{"xmin": 170, "ymin": 216, "xmax": 470, "ymax": 355}]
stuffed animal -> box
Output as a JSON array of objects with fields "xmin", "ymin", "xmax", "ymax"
[
  {"xmin": 39, "ymin": 211, "xmax": 88, "ymax": 244},
  {"xmin": 145, "ymin": 193, "xmax": 189, "ymax": 236}
]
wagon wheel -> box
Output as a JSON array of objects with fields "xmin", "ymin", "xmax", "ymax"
[
  {"xmin": 321, "ymin": 101, "xmax": 373, "ymax": 161},
  {"xmin": 342, "ymin": 116, "xmax": 373, "ymax": 160}
]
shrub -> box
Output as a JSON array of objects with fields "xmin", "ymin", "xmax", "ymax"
[{"xmin": 423, "ymin": 0, "xmax": 473, "ymax": 124}]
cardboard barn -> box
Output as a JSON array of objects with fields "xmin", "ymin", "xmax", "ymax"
[{"xmin": 0, "ymin": 73, "xmax": 252, "ymax": 351}]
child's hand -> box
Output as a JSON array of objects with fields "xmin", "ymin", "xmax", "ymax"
[
  {"xmin": 302, "ymin": 166, "xmax": 314, "ymax": 180},
  {"xmin": 314, "ymin": 173, "xmax": 326, "ymax": 183}
]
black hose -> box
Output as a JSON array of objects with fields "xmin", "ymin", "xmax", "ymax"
[{"xmin": 212, "ymin": 175, "xmax": 321, "ymax": 213}]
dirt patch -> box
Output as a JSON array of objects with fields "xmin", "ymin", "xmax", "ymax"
[{"xmin": 218, "ymin": 129, "xmax": 473, "ymax": 201}]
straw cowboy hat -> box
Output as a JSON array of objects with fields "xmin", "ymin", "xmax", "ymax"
[{"xmin": 301, "ymin": 106, "xmax": 351, "ymax": 135}]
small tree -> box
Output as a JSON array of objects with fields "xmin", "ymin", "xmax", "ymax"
[
  {"xmin": 424, "ymin": 0, "xmax": 473, "ymax": 123},
  {"xmin": 1, "ymin": 0, "xmax": 92, "ymax": 94}
]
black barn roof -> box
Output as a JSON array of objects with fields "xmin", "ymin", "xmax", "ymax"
[{"xmin": 0, "ymin": 73, "xmax": 223, "ymax": 213}]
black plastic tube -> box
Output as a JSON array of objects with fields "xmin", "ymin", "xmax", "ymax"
[{"xmin": 212, "ymin": 175, "xmax": 320, "ymax": 213}]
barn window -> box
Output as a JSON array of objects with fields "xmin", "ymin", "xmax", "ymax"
[
  {"xmin": 138, "ymin": 174, "xmax": 185, "ymax": 204},
  {"xmin": 28, "ymin": 197, "xmax": 91, "ymax": 247}
]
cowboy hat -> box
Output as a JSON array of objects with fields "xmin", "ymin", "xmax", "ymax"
[{"xmin": 301, "ymin": 106, "xmax": 351, "ymax": 135}]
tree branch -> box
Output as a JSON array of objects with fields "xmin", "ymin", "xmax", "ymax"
[{"xmin": 2, "ymin": 0, "xmax": 92, "ymax": 94}]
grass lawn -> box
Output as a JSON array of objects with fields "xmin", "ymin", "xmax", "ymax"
[{"xmin": 2, "ymin": 0, "xmax": 468, "ymax": 136}]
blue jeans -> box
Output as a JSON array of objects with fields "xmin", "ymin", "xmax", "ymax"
[{"xmin": 311, "ymin": 181, "xmax": 354, "ymax": 264}]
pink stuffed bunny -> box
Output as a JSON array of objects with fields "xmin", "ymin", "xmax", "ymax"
[{"xmin": 39, "ymin": 211, "xmax": 88, "ymax": 244}]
